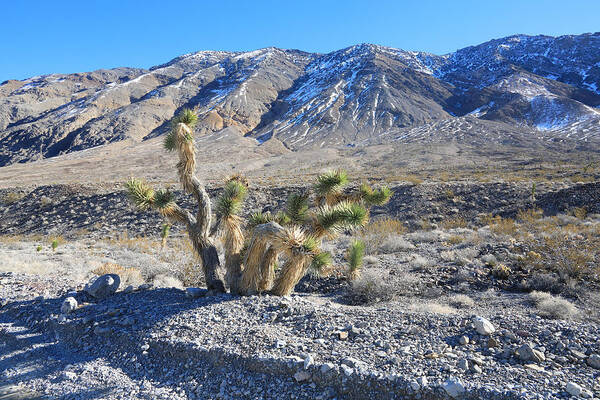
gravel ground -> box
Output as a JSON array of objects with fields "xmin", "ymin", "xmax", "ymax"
[{"xmin": 1, "ymin": 272, "xmax": 600, "ymax": 399}]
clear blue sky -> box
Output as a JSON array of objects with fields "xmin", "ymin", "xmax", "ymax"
[{"xmin": 2, "ymin": 0, "xmax": 599, "ymax": 81}]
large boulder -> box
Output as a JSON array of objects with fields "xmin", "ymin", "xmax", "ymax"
[{"xmin": 85, "ymin": 274, "xmax": 120, "ymax": 299}]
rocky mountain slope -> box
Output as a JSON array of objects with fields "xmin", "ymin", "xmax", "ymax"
[{"xmin": 1, "ymin": 33, "xmax": 599, "ymax": 166}]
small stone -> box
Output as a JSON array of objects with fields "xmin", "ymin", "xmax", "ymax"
[
  {"xmin": 586, "ymin": 354, "xmax": 600, "ymax": 369},
  {"xmin": 276, "ymin": 340, "xmax": 287, "ymax": 349},
  {"xmin": 340, "ymin": 364, "xmax": 354, "ymax": 376},
  {"xmin": 487, "ymin": 337, "xmax": 500, "ymax": 348},
  {"xmin": 60, "ymin": 297, "xmax": 77, "ymax": 314},
  {"xmin": 442, "ymin": 377, "xmax": 465, "ymax": 398},
  {"xmin": 314, "ymin": 339, "xmax": 326, "ymax": 346},
  {"xmin": 472, "ymin": 316, "xmax": 495, "ymax": 335},
  {"xmin": 524, "ymin": 364, "xmax": 544, "ymax": 372},
  {"xmin": 517, "ymin": 343, "xmax": 545, "ymax": 363},
  {"xmin": 141, "ymin": 344, "xmax": 150, "ymax": 351},
  {"xmin": 63, "ymin": 371, "xmax": 77, "ymax": 380},
  {"xmin": 458, "ymin": 359, "xmax": 469, "ymax": 371},
  {"xmin": 93, "ymin": 326, "xmax": 111, "ymax": 335},
  {"xmin": 417, "ymin": 376, "xmax": 429, "ymax": 387},
  {"xmin": 410, "ymin": 381, "xmax": 421, "ymax": 391},
  {"xmin": 85, "ymin": 274, "xmax": 120, "ymax": 299},
  {"xmin": 471, "ymin": 364, "xmax": 482, "ymax": 374},
  {"xmin": 338, "ymin": 331, "xmax": 348, "ymax": 340},
  {"xmin": 459, "ymin": 335, "xmax": 469, "ymax": 345},
  {"xmin": 566, "ymin": 381, "xmax": 583, "ymax": 397},
  {"xmin": 320, "ymin": 363, "xmax": 334, "ymax": 374},
  {"xmin": 294, "ymin": 371, "xmax": 310, "ymax": 382},
  {"xmin": 186, "ymin": 288, "xmax": 206, "ymax": 299},
  {"xmin": 304, "ymin": 354, "xmax": 314, "ymax": 369}
]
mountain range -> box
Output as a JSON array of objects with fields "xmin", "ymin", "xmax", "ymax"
[{"xmin": 1, "ymin": 32, "xmax": 599, "ymax": 167}]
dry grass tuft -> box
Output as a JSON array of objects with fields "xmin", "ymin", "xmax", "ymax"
[
  {"xmin": 529, "ymin": 291, "xmax": 578, "ymax": 319},
  {"xmin": 448, "ymin": 294, "xmax": 475, "ymax": 309},
  {"xmin": 358, "ymin": 217, "xmax": 407, "ymax": 254},
  {"xmin": 440, "ymin": 216, "xmax": 468, "ymax": 230},
  {"xmin": 92, "ymin": 262, "xmax": 144, "ymax": 286}
]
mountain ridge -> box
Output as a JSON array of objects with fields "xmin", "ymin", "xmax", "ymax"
[{"xmin": 1, "ymin": 32, "xmax": 600, "ymax": 166}]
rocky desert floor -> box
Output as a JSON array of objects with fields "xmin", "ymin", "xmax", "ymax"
[{"xmin": 1, "ymin": 169, "xmax": 600, "ymax": 399}]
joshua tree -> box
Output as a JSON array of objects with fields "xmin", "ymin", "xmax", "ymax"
[{"xmin": 126, "ymin": 109, "xmax": 392, "ymax": 296}]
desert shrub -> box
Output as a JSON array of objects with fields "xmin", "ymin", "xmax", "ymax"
[
  {"xmin": 39, "ymin": 196, "xmax": 53, "ymax": 207},
  {"xmin": 152, "ymin": 274, "xmax": 184, "ymax": 289},
  {"xmin": 517, "ymin": 208, "xmax": 544, "ymax": 225},
  {"xmin": 480, "ymin": 254, "xmax": 497, "ymax": 266},
  {"xmin": 348, "ymin": 269, "xmax": 419, "ymax": 305},
  {"xmin": 359, "ymin": 217, "xmax": 406, "ymax": 254},
  {"xmin": 448, "ymin": 294, "xmax": 474, "ymax": 309},
  {"xmin": 440, "ymin": 216, "xmax": 467, "ymax": 230},
  {"xmin": 529, "ymin": 291, "xmax": 578, "ymax": 319},
  {"xmin": 447, "ymin": 235, "xmax": 464, "ymax": 245},
  {"xmin": 492, "ymin": 263, "xmax": 511, "ymax": 279},
  {"xmin": 407, "ymin": 230, "xmax": 446, "ymax": 243},
  {"xmin": 522, "ymin": 272, "xmax": 566, "ymax": 294},
  {"xmin": 92, "ymin": 262, "xmax": 145, "ymax": 286},
  {"xmin": 2, "ymin": 191, "xmax": 26, "ymax": 205},
  {"xmin": 521, "ymin": 228, "xmax": 596, "ymax": 279},
  {"xmin": 408, "ymin": 301, "xmax": 456, "ymax": 314},
  {"xmin": 379, "ymin": 235, "xmax": 415, "ymax": 253},
  {"xmin": 489, "ymin": 216, "xmax": 517, "ymax": 236},
  {"xmin": 409, "ymin": 254, "xmax": 435, "ymax": 270},
  {"xmin": 36, "ymin": 245, "xmax": 42, "ymax": 252},
  {"xmin": 571, "ymin": 207, "xmax": 588, "ymax": 220}
]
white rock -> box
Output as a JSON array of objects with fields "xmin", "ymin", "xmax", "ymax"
[
  {"xmin": 586, "ymin": 354, "xmax": 600, "ymax": 369},
  {"xmin": 293, "ymin": 371, "xmax": 310, "ymax": 382},
  {"xmin": 443, "ymin": 377, "xmax": 466, "ymax": 398},
  {"xmin": 410, "ymin": 381, "xmax": 421, "ymax": 391},
  {"xmin": 417, "ymin": 376, "xmax": 429, "ymax": 387},
  {"xmin": 459, "ymin": 335, "xmax": 469, "ymax": 345},
  {"xmin": 63, "ymin": 371, "xmax": 77, "ymax": 380},
  {"xmin": 472, "ymin": 316, "xmax": 495, "ymax": 335},
  {"xmin": 60, "ymin": 297, "xmax": 77, "ymax": 314},
  {"xmin": 304, "ymin": 354, "xmax": 314, "ymax": 369},
  {"xmin": 566, "ymin": 381, "xmax": 583, "ymax": 397},
  {"xmin": 320, "ymin": 363, "xmax": 335, "ymax": 374},
  {"xmin": 340, "ymin": 364, "xmax": 354, "ymax": 376},
  {"xmin": 85, "ymin": 274, "xmax": 120, "ymax": 299}
]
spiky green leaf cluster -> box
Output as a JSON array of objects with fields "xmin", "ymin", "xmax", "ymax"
[
  {"xmin": 310, "ymin": 251, "xmax": 333, "ymax": 273},
  {"xmin": 285, "ymin": 193, "xmax": 309, "ymax": 224},
  {"xmin": 161, "ymin": 223, "xmax": 171, "ymax": 239},
  {"xmin": 248, "ymin": 211, "xmax": 273, "ymax": 229},
  {"xmin": 163, "ymin": 131, "xmax": 176, "ymax": 151},
  {"xmin": 315, "ymin": 170, "xmax": 348, "ymax": 197},
  {"xmin": 171, "ymin": 108, "xmax": 198, "ymax": 128},
  {"xmin": 317, "ymin": 201, "xmax": 368, "ymax": 233},
  {"xmin": 125, "ymin": 178, "xmax": 155, "ymax": 210},
  {"xmin": 216, "ymin": 180, "xmax": 248, "ymax": 218},
  {"xmin": 359, "ymin": 183, "xmax": 392, "ymax": 206},
  {"xmin": 301, "ymin": 235, "xmax": 319, "ymax": 253},
  {"xmin": 347, "ymin": 240, "xmax": 365, "ymax": 272},
  {"xmin": 154, "ymin": 189, "xmax": 175, "ymax": 210}
]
